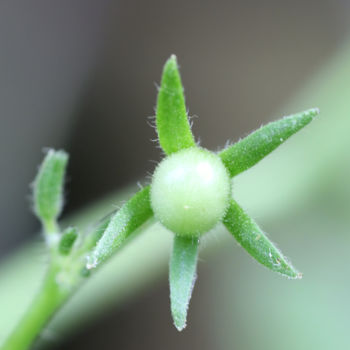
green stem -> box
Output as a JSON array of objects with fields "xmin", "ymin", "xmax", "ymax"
[
  {"xmin": 43, "ymin": 219, "xmax": 59, "ymax": 235},
  {"xmin": 1, "ymin": 264, "xmax": 71, "ymax": 350}
]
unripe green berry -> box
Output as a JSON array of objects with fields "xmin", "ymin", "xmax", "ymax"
[{"xmin": 150, "ymin": 147, "xmax": 231, "ymax": 237}]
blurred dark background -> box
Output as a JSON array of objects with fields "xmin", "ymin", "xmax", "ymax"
[{"xmin": 1, "ymin": 0, "xmax": 350, "ymax": 349}]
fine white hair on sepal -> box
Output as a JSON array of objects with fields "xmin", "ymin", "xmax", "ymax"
[
  {"xmin": 188, "ymin": 114, "xmax": 199, "ymax": 129},
  {"xmin": 148, "ymin": 159, "xmax": 159, "ymax": 165},
  {"xmin": 153, "ymin": 81, "xmax": 160, "ymax": 92}
]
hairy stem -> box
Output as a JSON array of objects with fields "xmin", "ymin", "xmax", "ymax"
[{"xmin": 1, "ymin": 264, "xmax": 72, "ymax": 350}]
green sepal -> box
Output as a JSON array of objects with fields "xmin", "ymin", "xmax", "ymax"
[
  {"xmin": 33, "ymin": 149, "xmax": 68, "ymax": 232},
  {"xmin": 59, "ymin": 227, "xmax": 78, "ymax": 256},
  {"xmin": 169, "ymin": 235, "xmax": 199, "ymax": 331},
  {"xmin": 223, "ymin": 199, "xmax": 301, "ymax": 279},
  {"xmin": 156, "ymin": 55, "xmax": 196, "ymax": 155},
  {"xmin": 219, "ymin": 108, "xmax": 319, "ymax": 178},
  {"xmin": 87, "ymin": 186, "xmax": 153, "ymax": 269},
  {"xmin": 80, "ymin": 210, "xmax": 115, "ymax": 254}
]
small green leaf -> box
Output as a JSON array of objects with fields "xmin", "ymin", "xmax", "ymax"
[
  {"xmin": 223, "ymin": 199, "xmax": 301, "ymax": 279},
  {"xmin": 169, "ymin": 235, "xmax": 199, "ymax": 331},
  {"xmin": 59, "ymin": 227, "xmax": 78, "ymax": 255},
  {"xmin": 219, "ymin": 108, "xmax": 319, "ymax": 178},
  {"xmin": 33, "ymin": 149, "xmax": 68, "ymax": 232},
  {"xmin": 156, "ymin": 55, "xmax": 196, "ymax": 155},
  {"xmin": 87, "ymin": 186, "xmax": 153, "ymax": 268}
]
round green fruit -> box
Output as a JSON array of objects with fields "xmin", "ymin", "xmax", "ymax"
[{"xmin": 150, "ymin": 147, "xmax": 231, "ymax": 237}]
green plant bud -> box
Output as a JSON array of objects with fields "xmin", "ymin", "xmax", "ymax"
[
  {"xmin": 151, "ymin": 147, "xmax": 231, "ymax": 237},
  {"xmin": 33, "ymin": 149, "xmax": 68, "ymax": 231},
  {"xmin": 59, "ymin": 227, "xmax": 78, "ymax": 256}
]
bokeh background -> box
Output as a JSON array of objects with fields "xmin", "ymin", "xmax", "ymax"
[{"xmin": 1, "ymin": 0, "xmax": 350, "ymax": 349}]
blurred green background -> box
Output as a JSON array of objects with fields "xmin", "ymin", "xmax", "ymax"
[{"xmin": 1, "ymin": 0, "xmax": 350, "ymax": 349}]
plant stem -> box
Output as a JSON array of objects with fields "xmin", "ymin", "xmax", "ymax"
[{"xmin": 1, "ymin": 264, "xmax": 71, "ymax": 350}]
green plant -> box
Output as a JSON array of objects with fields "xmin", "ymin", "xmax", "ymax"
[{"xmin": 1, "ymin": 55, "xmax": 318, "ymax": 349}]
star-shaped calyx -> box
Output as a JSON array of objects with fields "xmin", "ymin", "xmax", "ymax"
[{"xmin": 87, "ymin": 55, "xmax": 318, "ymax": 331}]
